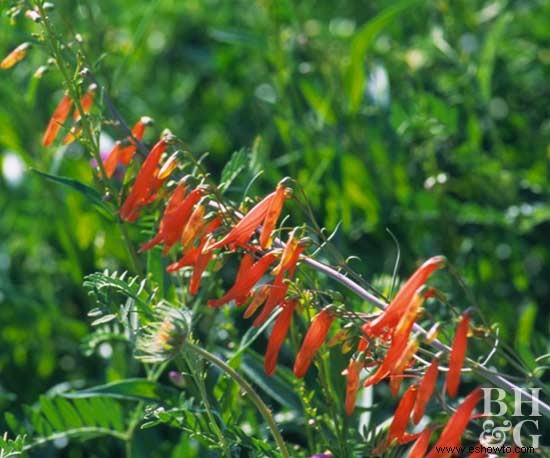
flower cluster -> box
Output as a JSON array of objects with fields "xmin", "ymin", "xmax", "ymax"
[{"xmin": 36, "ymin": 90, "xmax": 498, "ymax": 455}]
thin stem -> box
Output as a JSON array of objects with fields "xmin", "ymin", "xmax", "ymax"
[
  {"xmin": 186, "ymin": 342, "xmax": 291, "ymax": 458},
  {"xmin": 180, "ymin": 354, "xmax": 231, "ymax": 458}
]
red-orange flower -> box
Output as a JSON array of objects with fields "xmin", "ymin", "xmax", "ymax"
[
  {"xmin": 412, "ymin": 358, "xmax": 439, "ymax": 424},
  {"xmin": 119, "ymin": 138, "xmax": 168, "ymax": 222},
  {"xmin": 1, "ymin": 42, "xmax": 30, "ymax": 69},
  {"xmin": 447, "ymin": 310, "xmax": 471, "ymax": 398},
  {"xmin": 293, "ymin": 309, "xmax": 334, "ymax": 378},
  {"xmin": 408, "ymin": 427, "xmax": 433, "ymax": 458},
  {"xmin": 365, "ymin": 256, "xmax": 445, "ymax": 337},
  {"xmin": 425, "ymin": 387, "xmax": 483, "ymax": 458},
  {"xmin": 73, "ymin": 84, "xmax": 96, "ymax": 121},
  {"xmin": 364, "ymin": 294, "xmax": 425, "ymax": 388},
  {"xmin": 387, "ymin": 384, "xmax": 418, "ymax": 447},
  {"xmin": 506, "ymin": 450, "xmax": 520, "ymax": 458},
  {"xmin": 252, "ymin": 234, "xmax": 303, "ymax": 327},
  {"xmin": 244, "ymin": 285, "xmax": 271, "ymax": 318},
  {"xmin": 104, "ymin": 116, "xmax": 153, "ymax": 177},
  {"xmin": 189, "ymin": 219, "xmax": 221, "ymax": 295},
  {"xmin": 344, "ymin": 358, "xmax": 363, "ymax": 415},
  {"xmin": 207, "ymin": 253, "xmax": 277, "ymax": 307},
  {"xmin": 264, "ymin": 299, "xmax": 297, "ymax": 375},
  {"xmin": 166, "ymin": 217, "xmax": 221, "ymax": 295},
  {"xmin": 389, "ymin": 339, "xmax": 420, "ymax": 397},
  {"xmin": 140, "ymin": 185, "xmax": 204, "ymax": 254},
  {"xmin": 259, "ymin": 183, "xmax": 289, "ymax": 249},
  {"xmin": 43, "ymin": 94, "xmax": 73, "ymax": 147},
  {"xmin": 207, "ymin": 181, "xmax": 290, "ymax": 251}
]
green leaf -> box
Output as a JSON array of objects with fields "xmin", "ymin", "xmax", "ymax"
[
  {"xmin": 240, "ymin": 352, "xmax": 303, "ymax": 413},
  {"xmin": 346, "ymin": 0, "xmax": 420, "ymax": 113},
  {"xmin": 219, "ymin": 148, "xmax": 248, "ymax": 193},
  {"xmin": 515, "ymin": 303, "xmax": 537, "ymax": 371},
  {"xmin": 300, "ymin": 81, "xmax": 336, "ymax": 125},
  {"xmin": 63, "ymin": 378, "xmax": 180, "ymax": 404},
  {"xmin": 32, "ymin": 169, "xmax": 113, "ymax": 218}
]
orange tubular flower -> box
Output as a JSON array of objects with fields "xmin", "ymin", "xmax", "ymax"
[
  {"xmin": 506, "ymin": 450, "xmax": 519, "ymax": 458},
  {"xmin": 259, "ymin": 183, "xmax": 290, "ymax": 249},
  {"xmin": 366, "ymin": 256, "xmax": 445, "ymax": 337},
  {"xmin": 244, "ymin": 285, "xmax": 271, "ymax": 318},
  {"xmin": 140, "ymin": 185, "xmax": 202, "ymax": 254},
  {"xmin": 412, "ymin": 359, "xmax": 439, "ymax": 424},
  {"xmin": 408, "ymin": 427, "xmax": 433, "ymax": 458},
  {"xmin": 43, "ymin": 94, "xmax": 73, "ymax": 147},
  {"xmin": 103, "ymin": 117, "xmax": 153, "ymax": 177},
  {"xmin": 252, "ymin": 236, "xmax": 303, "ymax": 327},
  {"xmin": 344, "ymin": 359, "xmax": 363, "ymax": 415},
  {"xmin": 387, "ymin": 384, "xmax": 418, "ymax": 447},
  {"xmin": 189, "ymin": 219, "xmax": 221, "ymax": 295},
  {"xmin": 119, "ymin": 138, "xmax": 168, "ymax": 222},
  {"xmin": 207, "ymin": 181, "xmax": 291, "ymax": 252},
  {"xmin": 425, "ymin": 388, "xmax": 483, "ymax": 458},
  {"xmin": 389, "ymin": 339, "xmax": 420, "ymax": 397},
  {"xmin": 73, "ymin": 84, "xmax": 96, "ymax": 121},
  {"xmin": 207, "ymin": 253, "xmax": 277, "ymax": 308},
  {"xmin": 293, "ymin": 309, "xmax": 335, "ymax": 378},
  {"xmin": 364, "ymin": 330, "xmax": 410, "ymax": 387},
  {"xmin": 446, "ymin": 310, "xmax": 472, "ymax": 398},
  {"xmin": 264, "ymin": 299, "xmax": 297, "ymax": 375},
  {"xmin": 1, "ymin": 42, "xmax": 30, "ymax": 69},
  {"xmin": 179, "ymin": 204, "xmax": 206, "ymax": 253}
]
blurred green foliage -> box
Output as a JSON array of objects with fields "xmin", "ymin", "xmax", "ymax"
[{"xmin": 1, "ymin": 0, "xmax": 549, "ymax": 455}]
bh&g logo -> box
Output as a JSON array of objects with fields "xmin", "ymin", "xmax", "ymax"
[{"xmin": 480, "ymin": 388, "xmax": 542, "ymax": 448}]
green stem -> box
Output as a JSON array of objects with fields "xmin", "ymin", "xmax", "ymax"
[
  {"xmin": 186, "ymin": 342, "xmax": 290, "ymax": 458},
  {"xmin": 180, "ymin": 354, "xmax": 231, "ymax": 458}
]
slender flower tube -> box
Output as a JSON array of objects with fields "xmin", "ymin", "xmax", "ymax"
[
  {"xmin": 412, "ymin": 358, "xmax": 439, "ymax": 424},
  {"xmin": 252, "ymin": 236, "xmax": 303, "ymax": 326},
  {"xmin": 42, "ymin": 94, "xmax": 73, "ymax": 146},
  {"xmin": 293, "ymin": 309, "xmax": 335, "ymax": 378},
  {"xmin": 259, "ymin": 183, "xmax": 290, "ymax": 249},
  {"xmin": 207, "ymin": 253, "xmax": 277, "ymax": 307},
  {"xmin": 425, "ymin": 387, "xmax": 483, "ymax": 458},
  {"xmin": 408, "ymin": 427, "xmax": 433, "ymax": 458},
  {"xmin": 179, "ymin": 204, "xmax": 206, "ymax": 253},
  {"xmin": 264, "ymin": 299, "xmax": 297, "ymax": 375},
  {"xmin": 389, "ymin": 339, "xmax": 420, "ymax": 397},
  {"xmin": 119, "ymin": 138, "xmax": 168, "ymax": 222},
  {"xmin": 188, "ymin": 220, "xmax": 221, "ymax": 295},
  {"xmin": 447, "ymin": 310, "xmax": 472, "ymax": 398},
  {"xmin": 73, "ymin": 84, "xmax": 97, "ymax": 121},
  {"xmin": 207, "ymin": 181, "xmax": 291, "ymax": 251},
  {"xmin": 1, "ymin": 42, "xmax": 30, "ymax": 69},
  {"xmin": 387, "ymin": 384, "xmax": 418, "ymax": 447},
  {"xmin": 344, "ymin": 358, "xmax": 363, "ymax": 415},
  {"xmin": 365, "ymin": 256, "xmax": 445, "ymax": 336},
  {"xmin": 244, "ymin": 285, "xmax": 271, "ymax": 318},
  {"xmin": 104, "ymin": 116, "xmax": 153, "ymax": 177}
]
